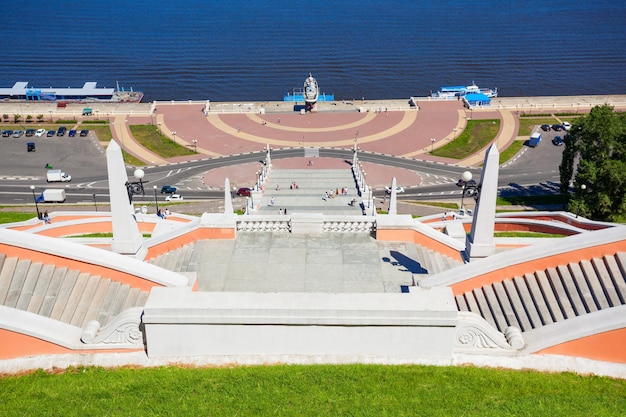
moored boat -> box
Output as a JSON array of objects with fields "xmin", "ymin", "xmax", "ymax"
[
  {"xmin": 303, "ymin": 74, "xmax": 319, "ymax": 104},
  {"xmin": 0, "ymin": 81, "xmax": 144, "ymax": 103},
  {"xmin": 431, "ymin": 82, "xmax": 497, "ymax": 99}
]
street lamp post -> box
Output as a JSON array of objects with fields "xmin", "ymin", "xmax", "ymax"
[
  {"xmin": 153, "ymin": 185, "xmax": 159, "ymax": 214},
  {"xmin": 431, "ymin": 138, "xmax": 436, "ymax": 153},
  {"xmin": 192, "ymin": 139, "xmax": 198, "ymax": 152},
  {"xmin": 460, "ymin": 171, "xmax": 472, "ymax": 212},
  {"xmin": 576, "ymin": 184, "xmax": 587, "ymax": 218},
  {"xmin": 92, "ymin": 194, "xmax": 98, "ymax": 212},
  {"xmin": 172, "ymin": 131, "xmax": 176, "ymax": 144},
  {"xmin": 30, "ymin": 185, "xmax": 41, "ymax": 219},
  {"xmin": 125, "ymin": 168, "xmax": 146, "ymax": 203}
]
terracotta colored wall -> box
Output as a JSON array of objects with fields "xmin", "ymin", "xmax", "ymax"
[
  {"xmin": 0, "ymin": 329, "xmax": 142, "ymax": 360},
  {"xmin": 376, "ymin": 229, "xmax": 463, "ymax": 261},
  {"xmin": 0, "ymin": 244, "xmax": 162, "ymax": 291},
  {"xmin": 538, "ymin": 327, "xmax": 626, "ymax": 364},
  {"xmin": 145, "ymin": 227, "xmax": 235, "ymax": 260},
  {"xmin": 451, "ymin": 240, "xmax": 626, "ymax": 295}
]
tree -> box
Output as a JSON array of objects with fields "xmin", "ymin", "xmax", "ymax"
[
  {"xmin": 37, "ymin": 114, "xmax": 44, "ymax": 123},
  {"xmin": 560, "ymin": 105, "xmax": 626, "ymax": 221}
]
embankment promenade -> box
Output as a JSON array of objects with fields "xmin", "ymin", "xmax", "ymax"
[{"xmin": 1, "ymin": 94, "xmax": 625, "ymax": 116}]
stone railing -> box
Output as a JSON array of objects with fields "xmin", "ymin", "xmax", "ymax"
[{"xmin": 235, "ymin": 215, "xmax": 376, "ymax": 234}]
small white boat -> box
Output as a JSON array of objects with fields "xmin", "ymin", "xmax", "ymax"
[
  {"xmin": 431, "ymin": 82, "xmax": 497, "ymax": 99},
  {"xmin": 303, "ymin": 74, "xmax": 319, "ymax": 104}
]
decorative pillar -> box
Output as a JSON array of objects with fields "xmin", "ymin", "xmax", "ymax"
[
  {"xmin": 106, "ymin": 141, "xmax": 145, "ymax": 258},
  {"xmin": 465, "ymin": 144, "xmax": 499, "ymax": 260},
  {"xmin": 388, "ymin": 177, "xmax": 398, "ymax": 215}
]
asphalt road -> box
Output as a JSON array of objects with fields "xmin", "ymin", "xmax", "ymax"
[{"xmin": 0, "ymin": 130, "xmax": 565, "ymax": 206}]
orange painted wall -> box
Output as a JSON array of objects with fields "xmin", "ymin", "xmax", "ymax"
[
  {"xmin": 145, "ymin": 227, "xmax": 235, "ymax": 260},
  {"xmin": 0, "ymin": 328, "xmax": 143, "ymax": 360},
  {"xmin": 376, "ymin": 229, "xmax": 463, "ymax": 261},
  {"xmin": 0, "ymin": 244, "xmax": 163, "ymax": 291},
  {"xmin": 538, "ymin": 327, "xmax": 626, "ymax": 364},
  {"xmin": 450, "ymin": 240, "xmax": 626, "ymax": 295}
]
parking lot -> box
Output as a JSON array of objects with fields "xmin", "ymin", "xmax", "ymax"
[{"xmin": 0, "ymin": 129, "xmax": 108, "ymax": 181}]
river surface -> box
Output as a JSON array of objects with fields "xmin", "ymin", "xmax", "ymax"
[{"xmin": 2, "ymin": 0, "xmax": 625, "ymax": 101}]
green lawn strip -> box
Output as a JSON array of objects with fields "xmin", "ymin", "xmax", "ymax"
[
  {"xmin": 1, "ymin": 365, "xmax": 623, "ymax": 416},
  {"xmin": 403, "ymin": 200, "xmax": 458, "ymax": 210},
  {"xmin": 517, "ymin": 117, "xmax": 559, "ymax": 136},
  {"xmin": 0, "ymin": 212, "xmax": 37, "ymax": 223},
  {"xmin": 129, "ymin": 124, "xmax": 197, "ymax": 158},
  {"xmin": 497, "ymin": 194, "xmax": 565, "ymax": 207},
  {"xmin": 66, "ymin": 233, "xmax": 151, "ymax": 238},
  {"xmin": 495, "ymin": 231, "xmax": 566, "ymax": 238},
  {"xmin": 433, "ymin": 119, "xmax": 500, "ymax": 159},
  {"xmin": 499, "ymin": 139, "xmax": 525, "ymax": 164}
]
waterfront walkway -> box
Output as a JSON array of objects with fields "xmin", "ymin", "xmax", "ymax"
[{"xmin": 2, "ymin": 94, "xmax": 625, "ymax": 189}]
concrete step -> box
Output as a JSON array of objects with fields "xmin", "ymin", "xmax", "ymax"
[
  {"xmin": 482, "ymin": 284, "xmax": 508, "ymax": 332},
  {"xmin": 556, "ymin": 265, "xmax": 587, "ymax": 315},
  {"xmin": 606, "ymin": 253, "xmax": 626, "ymax": 303},
  {"xmin": 185, "ymin": 244, "xmax": 202, "ymax": 272},
  {"xmin": 472, "ymin": 287, "xmax": 498, "ymax": 330},
  {"xmin": 545, "ymin": 267, "xmax": 577, "ymax": 320},
  {"xmin": 535, "ymin": 269, "xmax": 564, "ymax": 322},
  {"xmin": 59, "ymin": 272, "xmax": 90, "ymax": 324},
  {"xmin": 15, "ymin": 262, "xmax": 43, "ymax": 311},
  {"xmin": 0, "ymin": 256, "xmax": 18, "ymax": 304},
  {"xmin": 524, "ymin": 273, "xmax": 554, "ymax": 326},
  {"xmin": 584, "ymin": 258, "xmax": 621, "ymax": 307},
  {"xmin": 82, "ymin": 278, "xmax": 111, "ymax": 327},
  {"xmin": 96, "ymin": 280, "xmax": 121, "ymax": 326},
  {"xmin": 69, "ymin": 275, "xmax": 101, "ymax": 327},
  {"xmin": 492, "ymin": 280, "xmax": 520, "ymax": 330},
  {"xmin": 4, "ymin": 259, "xmax": 31, "ymax": 308},
  {"xmin": 26, "ymin": 264, "xmax": 55, "ymax": 314},
  {"xmin": 513, "ymin": 276, "xmax": 543, "ymax": 329},
  {"xmin": 173, "ymin": 245, "xmax": 190, "ymax": 272},
  {"xmin": 122, "ymin": 287, "xmax": 141, "ymax": 311},
  {"xmin": 108, "ymin": 284, "xmax": 131, "ymax": 319},
  {"xmin": 567, "ymin": 262, "xmax": 598, "ymax": 313},
  {"xmin": 38, "ymin": 267, "xmax": 68, "ymax": 317}
]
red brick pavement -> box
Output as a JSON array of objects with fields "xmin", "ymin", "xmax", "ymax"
[{"xmin": 133, "ymin": 100, "xmax": 468, "ymax": 189}]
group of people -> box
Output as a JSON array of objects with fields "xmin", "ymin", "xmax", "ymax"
[
  {"xmin": 278, "ymin": 208, "xmax": 288, "ymax": 215},
  {"xmin": 157, "ymin": 208, "xmax": 171, "ymax": 219},
  {"xmin": 42, "ymin": 211, "xmax": 51, "ymax": 224},
  {"xmin": 323, "ymin": 187, "xmax": 349, "ymax": 201}
]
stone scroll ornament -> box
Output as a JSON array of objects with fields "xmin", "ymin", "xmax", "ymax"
[
  {"xmin": 80, "ymin": 307, "xmax": 145, "ymax": 347},
  {"xmin": 454, "ymin": 311, "xmax": 524, "ymax": 353}
]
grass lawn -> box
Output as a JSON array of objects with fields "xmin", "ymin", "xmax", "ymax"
[
  {"xmin": 129, "ymin": 124, "xmax": 197, "ymax": 158},
  {"xmin": 433, "ymin": 119, "xmax": 500, "ymax": 159},
  {"xmin": 1, "ymin": 364, "xmax": 623, "ymax": 416},
  {"xmin": 494, "ymin": 231, "xmax": 566, "ymax": 238},
  {"xmin": 499, "ymin": 139, "xmax": 525, "ymax": 164},
  {"xmin": 0, "ymin": 211, "xmax": 37, "ymax": 223}
]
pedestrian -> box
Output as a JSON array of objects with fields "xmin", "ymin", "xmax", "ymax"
[
  {"xmin": 442, "ymin": 212, "xmax": 447, "ymax": 222},
  {"xmin": 279, "ymin": 208, "xmax": 283, "ymax": 215},
  {"xmin": 284, "ymin": 208, "xmax": 287, "ymax": 215},
  {"xmin": 270, "ymin": 197, "xmax": 275, "ymax": 206},
  {"xmin": 43, "ymin": 211, "xmax": 51, "ymax": 224},
  {"xmin": 165, "ymin": 208, "xmax": 171, "ymax": 216},
  {"xmin": 276, "ymin": 184, "xmax": 280, "ymax": 191}
]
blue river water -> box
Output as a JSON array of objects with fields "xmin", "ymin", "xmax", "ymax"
[{"xmin": 1, "ymin": 0, "xmax": 625, "ymax": 102}]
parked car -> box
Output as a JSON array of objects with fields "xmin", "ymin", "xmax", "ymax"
[
  {"xmin": 25, "ymin": 129, "xmax": 36, "ymax": 137},
  {"xmin": 68, "ymin": 129, "xmax": 77, "ymax": 137},
  {"xmin": 561, "ymin": 121, "xmax": 571, "ymax": 131},
  {"xmin": 2, "ymin": 130, "xmax": 13, "ymax": 137},
  {"xmin": 552, "ymin": 136, "xmax": 564, "ymax": 146},
  {"xmin": 56, "ymin": 126, "xmax": 67, "ymax": 136},
  {"xmin": 35, "ymin": 128, "xmax": 46, "ymax": 137},
  {"xmin": 46, "ymin": 130, "xmax": 56, "ymax": 137},
  {"xmin": 165, "ymin": 194, "xmax": 183, "ymax": 201},
  {"xmin": 236, "ymin": 187, "xmax": 252, "ymax": 196},
  {"xmin": 160, "ymin": 185, "xmax": 177, "ymax": 194},
  {"xmin": 12, "ymin": 130, "xmax": 24, "ymax": 138},
  {"xmin": 540, "ymin": 124, "xmax": 551, "ymax": 131},
  {"xmin": 79, "ymin": 129, "xmax": 89, "ymax": 137},
  {"xmin": 385, "ymin": 186, "xmax": 405, "ymax": 194},
  {"xmin": 552, "ymin": 124, "xmax": 562, "ymax": 131}
]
